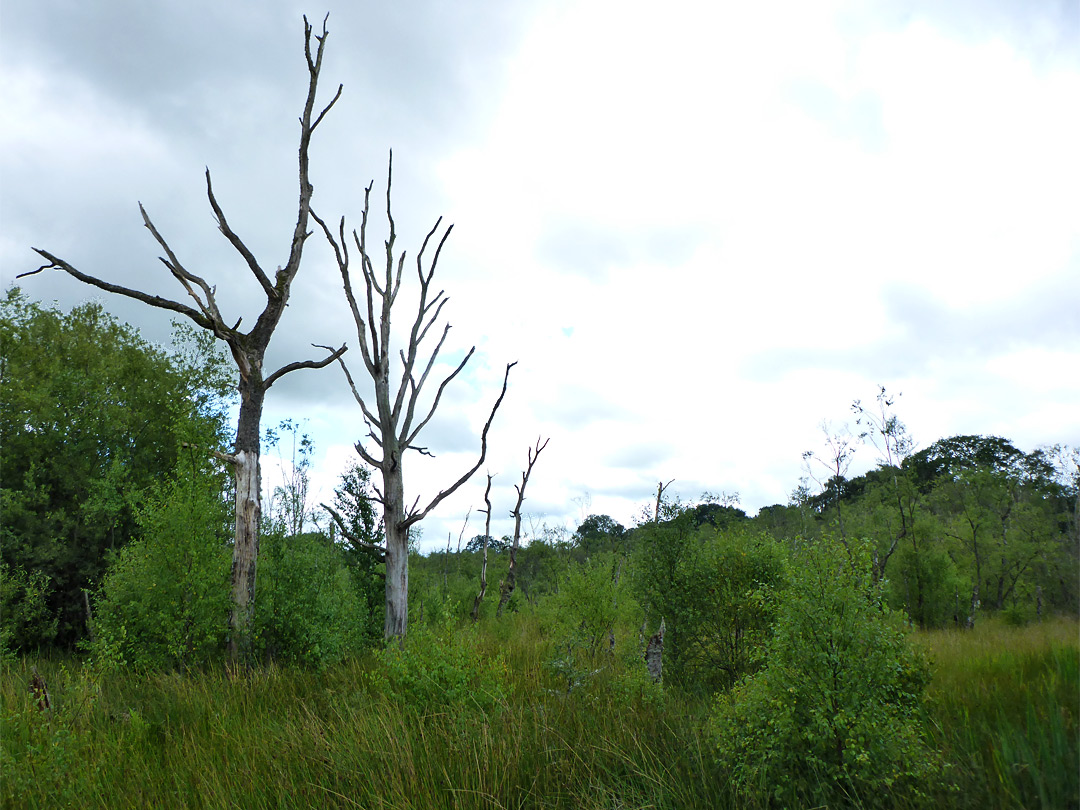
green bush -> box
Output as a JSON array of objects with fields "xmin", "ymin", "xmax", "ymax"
[
  {"xmin": 252, "ymin": 531, "xmax": 369, "ymax": 669},
  {"xmin": 88, "ymin": 462, "xmax": 231, "ymax": 671},
  {"xmin": 669, "ymin": 528, "xmax": 786, "ymax": 693},
  {"xmin": 887, "ymin": 534, "xmax": 967, "ymax": 629},
  {"xmin": 0, "ymin": 562, "xmax": 58, "ymax": 661},
  {"xmin": 710, "ymin": 537, "xmax": 946, "ymax": 808},
  {"xmin": 535, "ymin": 553, "xmax": 642, "ymax": 694},
  {"xmin": 372, "ymin": 614, "xmax": 509, "ymax": 714}
]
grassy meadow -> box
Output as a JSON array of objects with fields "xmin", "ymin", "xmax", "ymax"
[{"xmin": 1, "ymin": 615, "xmax": 1076, "ymax": 810}]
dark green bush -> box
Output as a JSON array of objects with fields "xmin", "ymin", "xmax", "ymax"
[
  {"xmin": 253, "ymin": 531, "xmax": 370, "ymax": 669},
  {"xmin": 88, "ymin": 462, "xmax": 231, "ymax": 672},
  {"xmin": 710, "ymin": 537, "xmax": 946, "ymax": 808},
  {"xmin": 0, "ymin": 562, "xmax": 58, "ymax": 660}
]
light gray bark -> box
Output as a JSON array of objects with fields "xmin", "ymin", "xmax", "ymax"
[{"xmin": 645, "ymin": 618, "xmax": 665, "ymax": 682}]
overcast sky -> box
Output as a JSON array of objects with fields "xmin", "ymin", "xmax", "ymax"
[{"xmin": 2, "ymin": 0, "xmax": 1078, "ymax": 550}]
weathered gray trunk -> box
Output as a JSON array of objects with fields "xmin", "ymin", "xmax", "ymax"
[
  {"xmin": 228, "ymin": 379, "xmax": 265, "ymax": 662},
  {"xmin": 645, "ymin": 619, "xmax": 665, "ymax": 682},
  {"xmin": 497, "ymin": 439, "xmax": 547, "ymax": 618},
  {"xmin": 382, "ymin": 455, "xmax": 409, "ymax": 639}
]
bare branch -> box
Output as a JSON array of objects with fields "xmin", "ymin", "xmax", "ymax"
[
  {"xmin": 180, "ymin": 441, "xmax": 238, "ymax": 466},
  {"xmin": 404, "ymin": 361, "xmax": 516, "ymax": 528},
  {"xmin": 321, "ymin": 502, "xmax": 386, "ymax": 562},
  {"xmin": 27, "ymin": 249, "xmax": 217, "ymax": 331},
  {"xmin": 513, "ymin": 436, "xmax": 550, "ymax": 515},
  {"xmin": 402, "ymin": 345, "xmax": 476, "ymax": 449},
  {"xmin": 398, "ymin": 320, "xmax": 452, "ymax": 438},
  {"xmin": 655, "ymin": 479, "xmax": 675, "ymax": 523},
  {"xmin": 138, "ymin": 203, "xmax": 228, "ymax": 325},
  {"xmin": 264, "ymin": 343, "xmax": 347, "ymax": 390},
  {"xmin": 204, "ymin": 170, "xmax": 275, "ymax": 297},
  {"xmin": 332, "ymin": 355, "xmax": 382, "ymax": 435},
  {"xmin": 311, "ymin": 84, "xmax": 343, "ymax": 132}
]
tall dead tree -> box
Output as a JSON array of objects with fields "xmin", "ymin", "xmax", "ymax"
[
  {"xmin": 22, "ymin": 16, "xmax": 346, "ymax": 662},
  {"xmin": 313, "ymin": 157, "xmax": 514, "ymax": 639},
  {"xmin": 471, "ymin": 475, "xmax": 495, "ymax": 623},
  {"xmin": 497, "ymin": 437, "xmax": 549, "ymax": 617}
]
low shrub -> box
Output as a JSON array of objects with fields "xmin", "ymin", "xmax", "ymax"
[{"xmin": 252, "ymin": 530, "xmax": 370, "ymax": 669}]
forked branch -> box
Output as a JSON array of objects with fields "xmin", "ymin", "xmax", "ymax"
[{"xmin": 404, "ymin": 361, "xmax": 516, "ymax": 527}]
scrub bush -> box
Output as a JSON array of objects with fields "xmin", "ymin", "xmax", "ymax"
[{"xmin": 710, "ymin": 537, "xmax": 946, "ymax": 808}]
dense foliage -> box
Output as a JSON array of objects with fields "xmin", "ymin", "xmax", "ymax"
[
  {"xmin": 711, "ymin": 538, "xmax": 943, "ymax": 807},
  {"xmin": 88, "ymin": 458, "xmax": 232, "ymax": 672},
  {"xmin": 0, "ymin": 289, "xmax": 233, "ymax": 651}
]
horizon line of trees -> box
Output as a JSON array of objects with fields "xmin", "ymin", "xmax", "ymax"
[{"xmin": 3, "ymin": 286, "xmax": 1077, "ymax": 667}]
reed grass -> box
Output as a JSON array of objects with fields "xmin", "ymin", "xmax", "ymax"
[{"xmin": 2, "ymin": 614, "xmax": 1075, "ymax": 809}]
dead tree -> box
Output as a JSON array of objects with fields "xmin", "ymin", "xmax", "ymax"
[
  {"xmin": 22, "ymin": 16, "xmax": 346, "ymax": 662},
  {"xmin": 471, "ymin": 475, "xmax": 495, "ymax": 623},
  {"xmin": 655, "ymin": 479, "xmax": 674, "ymax": 523},
  {"xmin": 313, "ymin": 157, "xmax": 514, "ymax": 639},
  {"xmin": 497, "ymin": 437, "xmax": 549, "ymax": 617}
]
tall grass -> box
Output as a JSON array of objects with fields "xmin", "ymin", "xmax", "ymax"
[
  {"xmin": 912, "ymin": 615, "xmax": 1079, "ymax": 810},
  {"xmin": 2, "ymin": 614, "xmax": 1075, "ymax": 809}
]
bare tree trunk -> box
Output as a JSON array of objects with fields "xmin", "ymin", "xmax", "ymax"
[
  {"xmin": 645, "ymin": 619, "xmax": 665, "ymax": 682},
  {"xmin": 227, "ymin": 379, "xmax": 264, "ymax": 659},
  {"xmin": 382, "ymin": 458, "xmax": 409, "ymax": 640},
  {"xmin": 471, "ymin": 475, "xmax": 494, "ymax": 623},
  {"xmin": 498, "ymin": 438, "xmax": 548, "ymax": 618}
]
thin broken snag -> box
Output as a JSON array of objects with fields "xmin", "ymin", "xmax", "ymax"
[
  {"xmin": 645, "ymin": 618, "xmax": 665, "ymax": 682},
  {"xmin": 29, "ymin": 668, "xmax": 51, "ymax": 711}
]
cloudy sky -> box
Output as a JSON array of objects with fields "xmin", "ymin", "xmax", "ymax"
[{"xmin": 2, "ymin": 0, "xmax": 1078, "ymax": 550}]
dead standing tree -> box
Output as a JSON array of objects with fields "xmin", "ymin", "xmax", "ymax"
[
  {"xmin": 497, "ymin": 437, "xmax": 549, "ymax": 617},
  {"xmin": 471, "ymin": 475, "xmax": 495, "ymax": 623},
  {"xmin": 22, "ymin": 16, "xmax": 346, "ymax": 663},
  {"xmin": 313, "ymin": 157, "xmax": 514, "ymax": 639}
]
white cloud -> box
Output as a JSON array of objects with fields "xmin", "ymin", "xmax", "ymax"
[{"xmin": 4, "ymin": 0, "xmax": 1077, "ymax": 551}]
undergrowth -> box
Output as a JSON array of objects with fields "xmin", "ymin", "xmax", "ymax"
[{"xmin": 1, "ymin": 615, "xmax": 1075, "ymax": 809}]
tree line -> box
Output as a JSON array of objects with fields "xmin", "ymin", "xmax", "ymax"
[{"xmin": 3, "ymin": 282, "xmax": 1076, "ymax": 669}]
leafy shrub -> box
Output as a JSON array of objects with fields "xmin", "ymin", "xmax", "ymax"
[
  {"xmin": 253, "ymin": 531, "xmax": 370, "ymax": 669},
  {"xmin": 887, "ymin": 532, "xmax": 967, "ymax": 629},
  {"xmin": 543, "ymin": 553, "xmax": 636, "ymax": 653},
  {"xmin": 0, "ymin": 562, "xmax": 58, "ymax": 661},
  {"xmin": 372, "ymin": 613, "xmax": 508, "ymax": 714},
  {"xmin": 88, "ymin": 462, "xmax": 231, "ymax": 671},
  {"xmin": 669, "ymin": 528, "xmax": 786, "ymax": 693},
  {"xmin": 536, "ymin": 553, "xmax": 642, "ymax": 693},
  {"xmin": 710, "ymin": 537, "xmax": 946, "ymax": 808}
]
